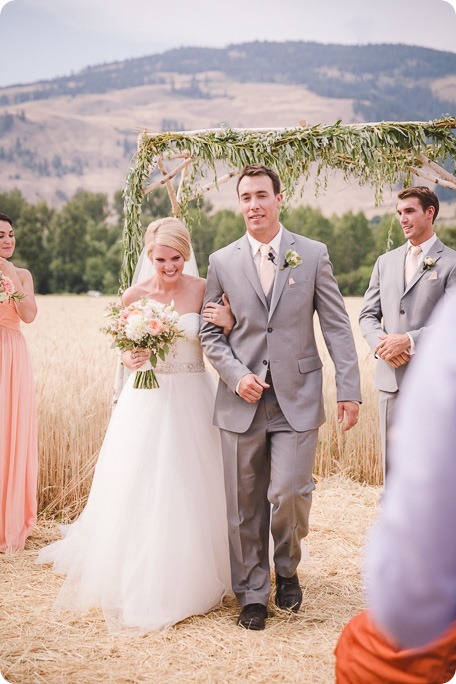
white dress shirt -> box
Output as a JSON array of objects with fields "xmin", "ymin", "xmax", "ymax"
[
  {"xmin": 235, "ymin": 226, "xmax": 283, "ymax": 394},
  {"xmin": 406, "ymin": 233, "xmax": 437, "ymax": 354},
  {"xmin": 245, "ymin": 224, "xmax": 283, "ymax": 273},
  {"xmin": 406, "ymin": 233, "xmax": 437, "ymax": 272}
]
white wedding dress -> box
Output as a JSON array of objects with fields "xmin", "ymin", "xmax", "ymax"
[{"xmin": 37, "ymin": 312, "xmax": 232, "ymax": 632}]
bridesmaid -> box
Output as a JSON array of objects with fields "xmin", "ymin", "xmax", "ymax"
[{"xmin": 0, "ymin": 212, "xmax": 38, "ymax": 552}]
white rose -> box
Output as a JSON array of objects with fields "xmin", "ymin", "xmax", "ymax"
[{"xmin": 125, "ymin": 314, "xmax": 148, "ymax": 342}]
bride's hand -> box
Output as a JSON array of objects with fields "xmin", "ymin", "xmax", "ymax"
[
  {"xmin": 122, "ymin": 348, "xmax": 150, "ymax": 370},
  {"xmin": 202, "ymin": 293, "xmax": 235, "ymax": 335}
]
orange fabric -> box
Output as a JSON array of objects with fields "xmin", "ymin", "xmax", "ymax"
[
  {"xmin": 335, "ymin": 611, "xmax": 456, "ymax": 684},
  {"xmin": 0, "ymin": 300, "xmax": 38, "ymax": 552}
]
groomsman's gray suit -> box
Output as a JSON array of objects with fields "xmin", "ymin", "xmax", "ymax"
[
  {"xmin": 359, "ymin": 237, "xmax": 456, "ymax": 472},
  {"xmin": 200, "ymin": 226, "xmax": 361, "ymax": 607}
]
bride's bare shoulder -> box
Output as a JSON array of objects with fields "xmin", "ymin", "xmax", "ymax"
[
  {"xmin": 184, "ymin": 274, "xmax": 206, "ymax": 290},
  {"xmin": 121, "ymin": 278, "xmax": 155, "ymax": 305}
]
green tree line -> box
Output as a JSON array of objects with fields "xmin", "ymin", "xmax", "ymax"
[{"xmin": 1, "ymin": 188, "xmax": 455, "ymax": 296}]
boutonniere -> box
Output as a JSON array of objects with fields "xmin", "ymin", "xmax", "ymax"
[
  {"xmin": 421, "ymin": 256, "xmax": 437, "ymax": 272},
  {"xmin": 280, "ymin": 249, "xmax": 303, "ymax": 270}
]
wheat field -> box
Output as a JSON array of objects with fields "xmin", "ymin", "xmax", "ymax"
[
  {"xmin": 0, "ymin": 295, "xmax": 383, "ymax": 684},
  {"xmin": 20, "ymin": 295, "xmax": 381, "ymax": 518}
]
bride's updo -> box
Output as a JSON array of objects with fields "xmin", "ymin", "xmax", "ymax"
[{"xmin": 145, "ymin": 217, "xmax": 191, "ymax": 262}]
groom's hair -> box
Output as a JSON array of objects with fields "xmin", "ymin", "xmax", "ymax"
[
  {"xmin": 397, "ymin": 186, "xmax": 439, "ymax": 223},
  {"xmin": 236, "ymin": 164, "xmax": 281, "ymax": 196}
]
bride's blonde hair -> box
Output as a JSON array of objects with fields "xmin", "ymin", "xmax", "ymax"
[{"xmin": 145, "ymin": 217, "xmax": 191, "ymax": 262}]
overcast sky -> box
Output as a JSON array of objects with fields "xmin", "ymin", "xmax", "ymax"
[{"xmin": 0, "ymin": 0, "xmax": 455, "ymax": 87}]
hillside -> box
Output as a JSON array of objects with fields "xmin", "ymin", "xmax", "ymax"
[{"xmin": 0, "ymin": 41, "xmax": 455, "ymax": 217}]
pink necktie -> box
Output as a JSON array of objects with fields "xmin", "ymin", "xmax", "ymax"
[
  {"xmin": 405, "ymin": 244, "xmax": 422, "ymax": 285},
  {"xmin": 259, "ymin": 244, "xmax": 275, "ymax": 295}
]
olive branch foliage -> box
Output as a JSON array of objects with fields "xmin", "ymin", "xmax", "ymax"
[{"xmin": 121, "ymin": 117, "xmax": 456, "ymax": 292}]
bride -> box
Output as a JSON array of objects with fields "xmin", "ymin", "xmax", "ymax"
[{"xmin": 37, "ymin": 217, "xmax": 234, "ymax": 632}]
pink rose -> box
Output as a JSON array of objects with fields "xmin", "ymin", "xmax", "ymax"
[
  {"xmin": 2, "ymin": 276, "xmax": 15, "ymax": 295},
  {"xmin": 148, "ymin": 319, "xmax": 164, "ymax": 336}
]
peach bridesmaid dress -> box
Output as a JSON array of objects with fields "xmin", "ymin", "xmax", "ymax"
[{"xmin": 0, "ymin": 298, "xmax": 38, "ymax": 552}]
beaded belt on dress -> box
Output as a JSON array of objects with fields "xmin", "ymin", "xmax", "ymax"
[{"xmin": 155, "ymin": 361, "xmax": 206, "ymax": 374}]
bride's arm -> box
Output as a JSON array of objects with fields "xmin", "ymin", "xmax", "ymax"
[
  {"xmin": 121, "ymin": 282, "xmax": 148, "ymax": 306},
  {"xmin": 202, "ymin": 293, "xmax": 235, "ymax": 337}
]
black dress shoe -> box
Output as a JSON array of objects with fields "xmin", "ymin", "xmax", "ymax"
[
  {"xmin": 237, "ymin": 603, "xmax": 268, "ymax": 630},
  {"xmin": 275, "ymin": 573, "xmax": 303, "ymax": 612}
]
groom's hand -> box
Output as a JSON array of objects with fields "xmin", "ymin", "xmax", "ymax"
[
  {"xmin": 238, "ymin": 374, "xmax": 270, "ymax": 403},
  {"xmin": 337, "ymin": 401, "xmax": 359, "ymax": 432}
]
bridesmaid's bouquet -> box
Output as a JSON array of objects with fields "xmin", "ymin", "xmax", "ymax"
[
  {"xmin": 0, "ymin": 270, "xmax": 25, "ymax": 304},
  {"xmin": 103, "ymin": 297, "xmax": 184, "ymax": 389}
]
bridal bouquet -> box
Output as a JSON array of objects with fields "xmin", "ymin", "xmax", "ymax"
[
  {"xmin": 103, "ymin": 297, "xmax": 184, "ymax": 389},
  {"xmin": 0, "ymin": 270, "xmax": 25, "ymax": 304}
]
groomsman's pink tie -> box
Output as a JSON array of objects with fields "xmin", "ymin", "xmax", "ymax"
[
  {"xmin": 405, "ymin": 244, "xmax": 422, "ymax": 285},
  {"xmin": 259, "ymin": 244, "xmax": 275, "ymax": 294}
]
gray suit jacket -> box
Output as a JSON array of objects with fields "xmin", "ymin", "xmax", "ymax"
[
  {"xmin": 200, "ymin": 227, "xmax": 361, "ymax": 433},
  {"xmin": 359, "ymin": 237, "xmax": 456, "ymax": 393}
]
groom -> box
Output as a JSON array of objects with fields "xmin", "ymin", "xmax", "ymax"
[{"xmin": 200, "ymin": 164, "xmax": 361, "ymax": 630}]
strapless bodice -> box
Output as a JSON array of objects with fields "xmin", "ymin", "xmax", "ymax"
[
  {"xmin": 0, "ymin": 299, "xmax": 20, "ymax": 331},
  {"xmin": 154, "ymin": 312, "xmax": 205, "ymax": 374}
]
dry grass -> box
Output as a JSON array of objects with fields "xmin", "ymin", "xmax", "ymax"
[
  {"xmin": 24, "ymin": 295, "xmax": 117, "ymax": 517},
  {"xmin": 1, "ymin": 476, "xmax": 380, "ymax": 684},
  {"xmin": 314, "ymin": 297, "xmax": 382, "ymax": 485},
  {"xmin": 1, "ymin": 296, "xmax": 383, "ymax": 682},
  {"xmin": 21, "ymin": 295, "xmax": 381, "ymax": 519}
]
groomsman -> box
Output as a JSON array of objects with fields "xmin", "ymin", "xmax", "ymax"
[{"xmin": 359, "ymin": 186, "xmax": 456, "ymax": 478}]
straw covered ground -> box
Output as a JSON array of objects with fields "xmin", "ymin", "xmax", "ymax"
[{"xmin": 1, "ymin": 476, "xmax": 380, "ymax": 684}]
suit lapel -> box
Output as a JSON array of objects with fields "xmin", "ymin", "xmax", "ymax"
[
  {"xmin": 403, "ymin": 238, "xmax": 443, "ymax": 296},
  {"xmin": 269, "ymin": 230, "xmax": 295, "ymax": 320},
  {"xmin": 238, "ymin": 234, "xmax": 267, "ymax": 306}
]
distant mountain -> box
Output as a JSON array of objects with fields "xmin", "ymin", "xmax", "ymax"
[
  {"xmin": 0, "ymin": 41, "xmax": 454, "ymax": 211},
  {"xmin": 2, "ymin": 41, "xmax": 455, "ymax": 122}
]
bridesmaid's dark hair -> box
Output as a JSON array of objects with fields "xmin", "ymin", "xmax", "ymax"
[{"xmin": 0, "ymin": 213, "xmax": 13, "ymax": 226}]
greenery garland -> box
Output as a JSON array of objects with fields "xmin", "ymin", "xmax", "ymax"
[{"xmin": 121, "ymin": 116, "xmax": 456, "ymax": 291}]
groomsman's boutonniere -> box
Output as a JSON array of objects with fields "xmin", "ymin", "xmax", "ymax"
[
  {"xmin": 280, "ymin": 249, "xmax": 303, "ymax": 270},
  {"xmin": 421, "ymin": 256, "xmax": 437, "ymax": 272}
]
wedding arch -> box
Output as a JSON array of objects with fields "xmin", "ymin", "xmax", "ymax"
[
  {"xmin": 112, "ymin": 116, "xmax": 456, "ymax": 403},
  {"xmin": 120, "ymin": 116, "xmax": 456, "ymax": 292}
]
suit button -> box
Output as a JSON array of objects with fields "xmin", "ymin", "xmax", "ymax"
[
  {"xmin": 263, "ymin": 360, "xmax": 268, "ymax": 365},
  {"xmin": 400, "ymin": 309, "xmax": 405, "ymax": 315},
  {"xmin": 267, "ymin": 327, "xmax": 273, "ymax": 333}
]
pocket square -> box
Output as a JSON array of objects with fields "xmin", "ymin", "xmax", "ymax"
[
  {"xmin": 428, "ymin": 271, "xmax": 438, "ymax": 280},
  {"xmin": 288, "ymin": 277, "xmax": 296, "ymax": 285}
]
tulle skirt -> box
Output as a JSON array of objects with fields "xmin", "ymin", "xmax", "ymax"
[{"xmin": 37, "ymin": 369, "xmax": 232, "ymax": 632}]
